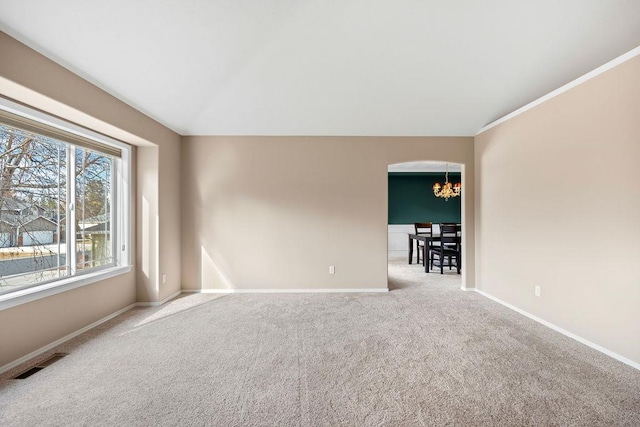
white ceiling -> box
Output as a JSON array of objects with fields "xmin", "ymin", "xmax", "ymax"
[{"xmin": 1, "ymin": 1, "xmax": 639, "ymax": 136}]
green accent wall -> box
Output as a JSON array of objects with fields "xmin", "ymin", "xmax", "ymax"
[{"xmin": 388, "ymin": 172, "xmax": 461, "ymax": 224}]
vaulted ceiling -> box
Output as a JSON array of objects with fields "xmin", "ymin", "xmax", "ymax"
[{"xmin": 1, "ymin": 1, "xmax": 639, "ymax": 136}]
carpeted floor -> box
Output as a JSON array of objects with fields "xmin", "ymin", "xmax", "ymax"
[{"xmin": 1, "ymin": 256, "xmax": 639, "ymax": 426}]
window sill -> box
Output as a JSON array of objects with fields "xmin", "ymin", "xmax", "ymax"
[{"xmin": 0, "ymin": 265, "xmax": 133, "ymax": 311}]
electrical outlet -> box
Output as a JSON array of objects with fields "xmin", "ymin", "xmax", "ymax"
[
  {"xmin": 329, "ymin": 266, "xmax": 335, "ymax": 274},
  {"xmin": 162, "ymin": 274, "xmax": 167, "ymax": 284},
  {"xmin": 534, "ymin": 285, "xmax": 540, "ymax": 297}
]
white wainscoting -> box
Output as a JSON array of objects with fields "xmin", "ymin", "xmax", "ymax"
[
  {"xmin": 388, "ymin": 224, "xmax": 413, "ymax": 257},
  {"xmin": 388, "ymin": 224, "xmax": 445, "ymax": 259}
]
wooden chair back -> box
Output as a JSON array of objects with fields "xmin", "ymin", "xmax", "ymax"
[
  {"xmin": 439, "ymin": 223, "xmax": 461, "ymax": 249},
  {"xmin": 414, "ymin": 222, "xmax": 433, "ymax": 236},
  {"xmin": 430, "ymin": 223, "xmax": 462, "ymax": 274}
]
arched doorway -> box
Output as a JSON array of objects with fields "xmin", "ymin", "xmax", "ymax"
[{"xmin": 387, "ymin": 161, "xmax": 465, "ymax": 289}]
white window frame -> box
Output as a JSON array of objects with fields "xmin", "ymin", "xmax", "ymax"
[{"xmin": 0, "ymin": 97, "xmax": 132, "ymax": 311}]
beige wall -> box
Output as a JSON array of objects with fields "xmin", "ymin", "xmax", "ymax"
[
  {"xmin": 5, "ymin": 20, "xmax": 636, "ymax": 373},
  {"xmin": 136, "ymin": 146, "xmax": 159, "ymax": 302},
  {"xmin": 0, "ymin": 32, "xmax": 181, "ymax": 368},
  {"xmin": 475, "ymin": 55, "xmax": 640, "ymax": 364},
  {"xmin": 158, "ymin": 135, "xmax": 182, "ymax": 301},
  {"xmin": 0, "ymin": 274, "xmax": 135, "ymax": 370},
  {"xmin": 181, "ymin": 136, "xmax": 474, "ymax": 291}
]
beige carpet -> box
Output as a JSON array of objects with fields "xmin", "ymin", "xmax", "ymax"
[{"xmin": 1, "ymin": 256, "xmax": 638, "ymax": 426}]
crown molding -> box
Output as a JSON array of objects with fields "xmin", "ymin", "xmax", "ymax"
[{"xmin": 476, "ymin": 45, "xmax": 640, "ymax": 136}]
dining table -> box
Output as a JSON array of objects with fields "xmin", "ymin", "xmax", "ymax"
[{"xmin": 408, "ymin": 233, "xmax": 441, "ymax": 273}]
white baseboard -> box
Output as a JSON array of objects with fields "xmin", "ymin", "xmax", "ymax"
[
  {"xmin": 16, "ymin": 286, "xmax": 633, "ymax": 381},
  {"xmin": 1, "ymin": 286, "xmax": 393, "ymax": 375},
  {"xmin": 470, "ymin": 288, "xmax": 640, "ymax": 371},
  {"xmin": 183, "ymin": 288, "xmax": 389, "ymax": 294},
  {"xmin": 1, "ymin": 290, "xmax": 184, "ymax": 375},
  {"xmin": 0, "ymin": 303, "xmax": 137, "ymax": 375},
  {"xmin": 136, "ymin": 290, "xmax": 182, "ymax": 307}
]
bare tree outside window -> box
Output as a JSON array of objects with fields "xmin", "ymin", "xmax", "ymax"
[
  {"xmin": 76, "ymin": 148, "xmax": 112, "ymax": 271},
  {"xmin": 0, "ymin": 123, "xmax": 113, "ymax": 293}
]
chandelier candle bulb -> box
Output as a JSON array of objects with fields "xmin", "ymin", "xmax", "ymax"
[{"xmin": 432, "ymin": 163, "xmax": 461, "ymax": 200}]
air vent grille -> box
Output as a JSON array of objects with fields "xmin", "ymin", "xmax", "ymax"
[
  {"xmin": 14, "ymin": 367, "xmax": 43, "ymax": 379},
  {"xmin": 13, "ymin": 352, "xmax": 69, "ymax": 379}
]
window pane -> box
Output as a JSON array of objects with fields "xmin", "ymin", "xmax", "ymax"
[
  {"xmin": 75, "ymin": 148, "xmax": 113, "ymax": 271},
  {"xmin": 0, "ymin": 124, "xmax": 67, "ymax": 293}
]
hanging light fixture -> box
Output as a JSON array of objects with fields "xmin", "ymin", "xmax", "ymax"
[{"xmin": 432, "ymin": 163, "xmax": 461, "ymax": 200}]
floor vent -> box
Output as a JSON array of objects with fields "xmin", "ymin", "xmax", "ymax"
[
  {"xmin": 14, "ymin": 367, "xmax": 44, "ymax": 379},
  {"xmin": 13, "ymin": 353, "xmax": 69, "ymax": 379}
]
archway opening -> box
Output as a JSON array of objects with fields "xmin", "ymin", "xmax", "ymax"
[{"xmin": 387, "ymin": 161, "xmax": 464, "ymax": 290}]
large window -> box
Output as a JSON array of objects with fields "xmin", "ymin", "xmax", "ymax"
[{"xmin": 0, "ymin": 98, "xmax": 130, "ymax": 301}]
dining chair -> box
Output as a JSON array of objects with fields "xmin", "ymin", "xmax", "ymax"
[
  {"xmin": 429, "ymin": 223, "xmax": 461, "ymax": 274},
  {"xmin": 413, "ymin": 222, "xmax": 433, "ymax": 265}
]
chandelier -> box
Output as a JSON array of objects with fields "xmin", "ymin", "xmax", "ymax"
[{"xmin": 432, "ymin": 164, "xmax": 461, "ymax": 200}]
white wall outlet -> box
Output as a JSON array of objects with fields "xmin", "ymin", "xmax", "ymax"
[
  {"xmin": 162, "ymin": 274, "xmax": 167, "ymax": 284},
  {"xmin": 329, "ymin": 265, "xmax": 335, "ymax": 274},
  {"xmin": 534, "ymin": 285, "xmax": 541, "ymax": 297}
]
